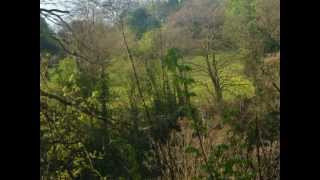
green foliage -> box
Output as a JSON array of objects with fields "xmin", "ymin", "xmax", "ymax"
[
  {"xmin": 164, "ymin": 48, "xmax": 182, "ymax": 71},
  {"xmin": 202, "ymin": 137, "xmax": 256, "ymax": 180},
  {"xmin": 127, "ymin": 7, "xmax": 160, "ymax": 39},
  {"xmin": 41, "ymin": 0, "xmax": 279, "ymax": 179},
  {"xmin": 49, "ymin": 57, "xmax": 78, "ymax": 86},
  {"xmin": 40, "ymin": 17, "xmax": 61, "ymax": 55},
  {"xmin": 224, "ymin": 0, "xmax": 279, "ymax": 54},
  {"xmin": 185, "ymin": 145, "xmax": 201, "ymax": 157}
]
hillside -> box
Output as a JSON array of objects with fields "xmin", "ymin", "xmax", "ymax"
[{"xmin": 40, "ymin": 0, "xmax": 280, "ymax": 179}]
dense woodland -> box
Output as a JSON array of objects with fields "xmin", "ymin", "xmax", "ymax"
[{"xmin": 40, "ymin": 0, "xmax": 280, "ymax": 179}]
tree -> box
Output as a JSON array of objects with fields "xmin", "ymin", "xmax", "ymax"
[
  {"xmin": 40, "ymin": 0, "xmax": 280, "ymax": 179},
  {"xmin": 127, "ymin": 7, "xmax": 160, "ymax": 39},
  {"xmin": 40, "ymin": 17, "xmax": 61, "ymax": 55}
]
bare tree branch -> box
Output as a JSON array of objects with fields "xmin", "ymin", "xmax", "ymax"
[{"xmin": 40, "ymin": 8, "xmax": 70, "ymax": 14}]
